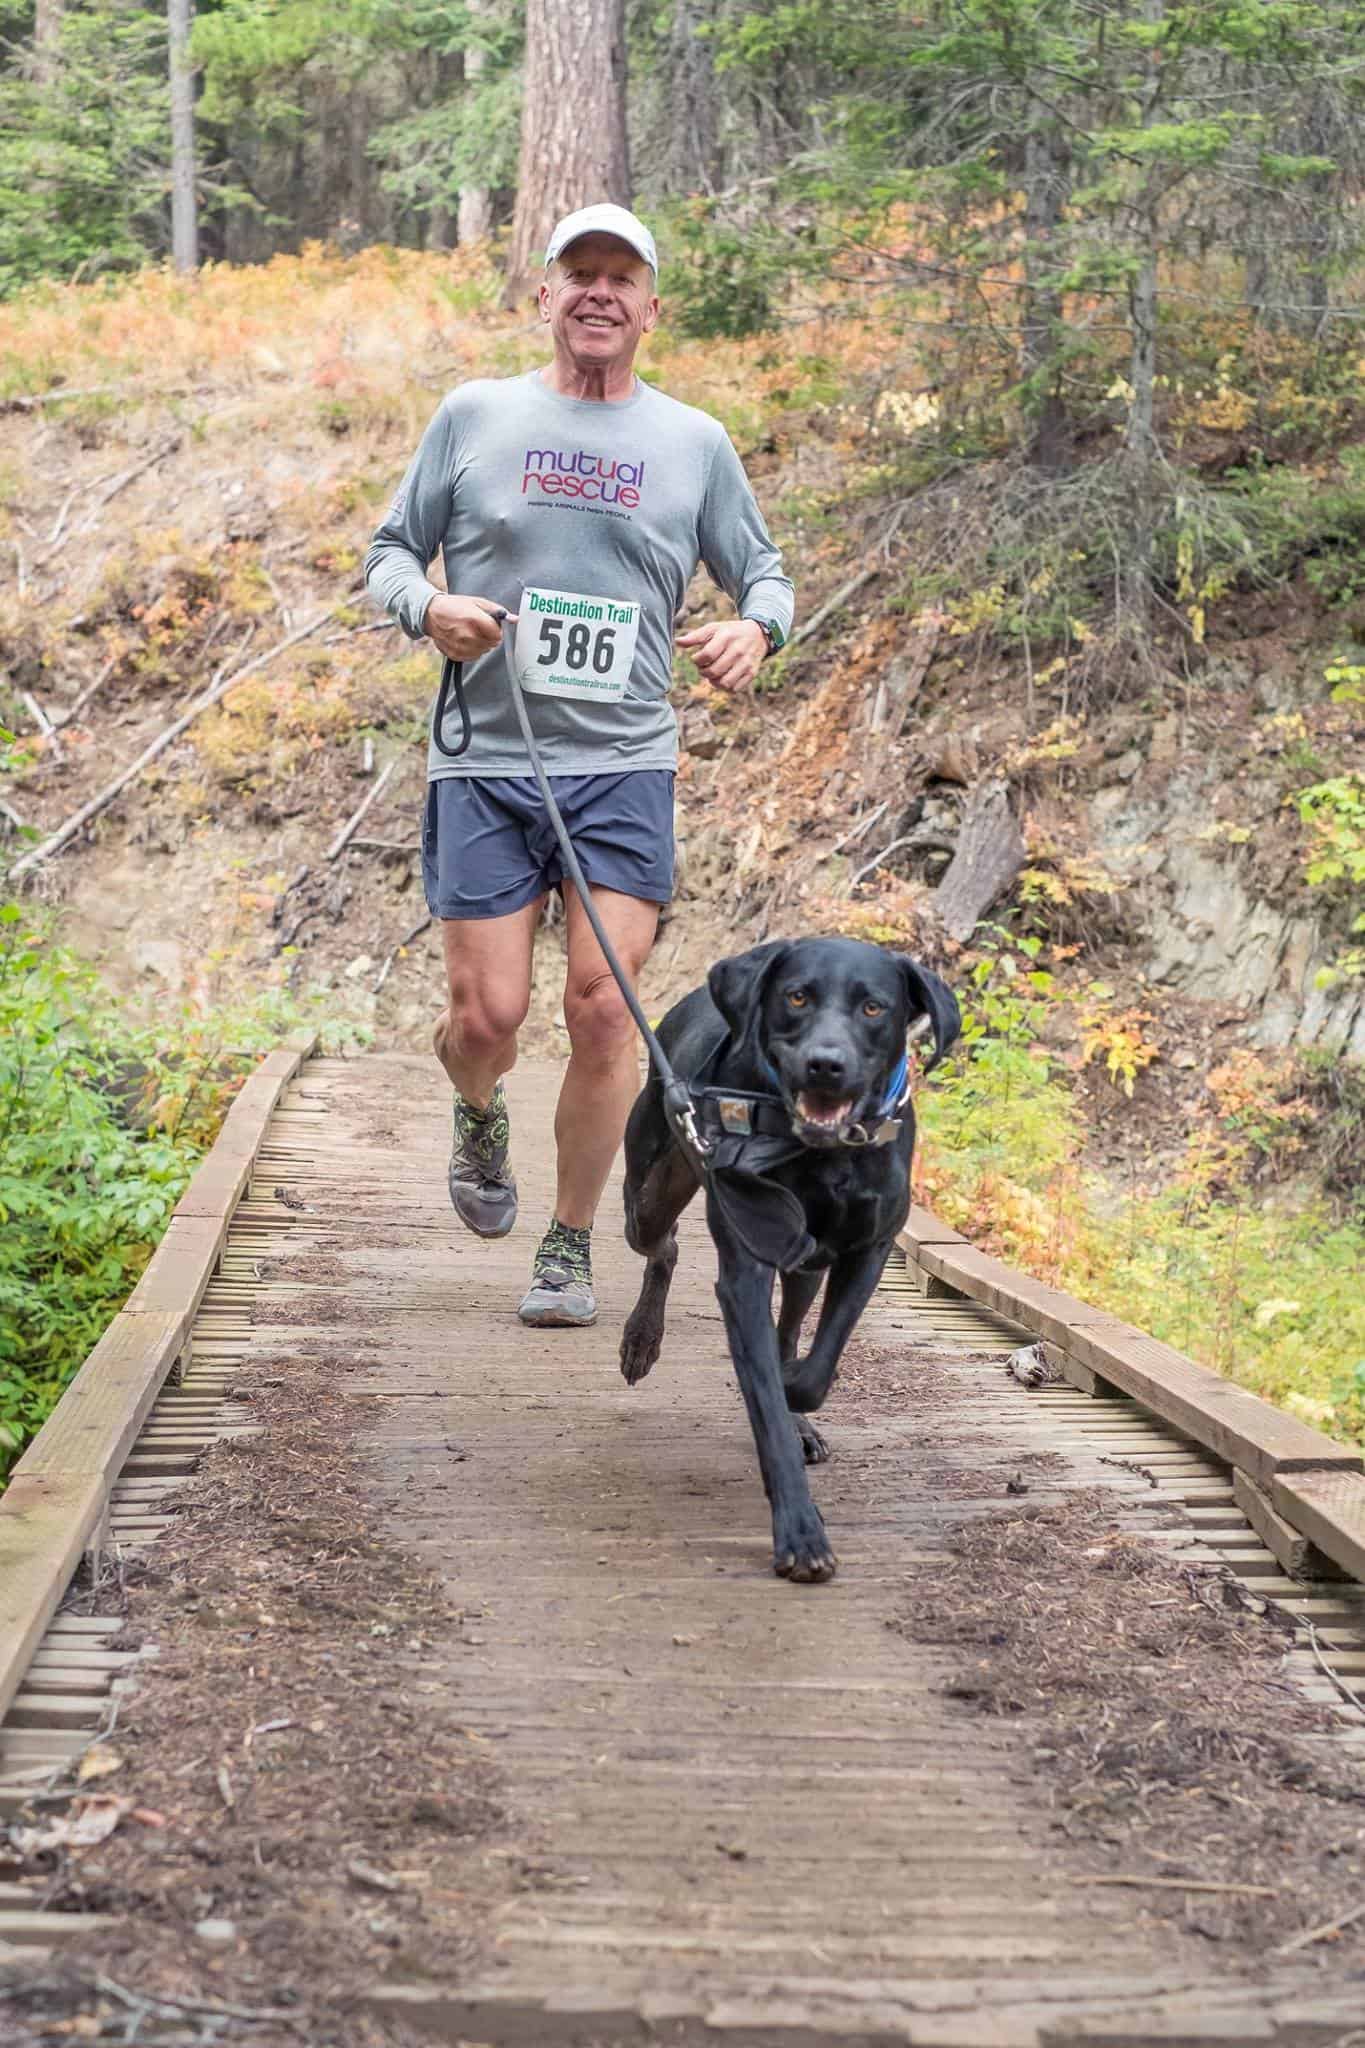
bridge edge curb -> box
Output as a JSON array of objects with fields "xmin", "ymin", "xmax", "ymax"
[{"xmin": 0, "ymin": 1028, "xmax": 317, "ymax": 1726}]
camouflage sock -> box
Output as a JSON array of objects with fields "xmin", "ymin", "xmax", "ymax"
[
  {"xmin": 533, "ymin": 1220, "xmax": 592, "ymax": 1284},
  {"xmin": 452, "ymin": 1082, "xmax": 510, "ymax": 1172}
]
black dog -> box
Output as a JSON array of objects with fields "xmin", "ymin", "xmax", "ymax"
[{"xmin": 620, "ymin": 936, "xmax": 960, "ymax": 1584}]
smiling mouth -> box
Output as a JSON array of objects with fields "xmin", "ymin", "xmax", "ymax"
[
  {"xmin": 575, "ymin": 315, "xmax": 618, "ymax": 330},
  {"xmin": 795, "ymin": 1090, "xmax": 855, "ymax": 1130}
]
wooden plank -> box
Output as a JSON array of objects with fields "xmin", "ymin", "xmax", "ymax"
[
  {"xmin": 903, "ymin": 1237, "xmax": 1361, "ymax": 1491},
  {"xmin": 1062, "ymin": 1318, "xmax": 1362, "ymax": 1489},
  {"xmin": 22, "ymin": 1670, "xmax": 122, "ymax": 1696},
  {"xmin": 902, "ymin": 1217, "xmax": 1360, "ymax": 1484},
  {"xmin": 0, "ymin": 1472, "xmax": 107, "ymax": 1726},
  {"xmin": 913, "ymin": 1242, "xmax": 1095, "ymax": 1349},
  {"xmin": 5, "ymin": 1693, "xmax": 104, "ymax": 1729},
  {"xmin": 1232, "ymin": 1470, "xmax": 1347, "ymax": 1581},
  {"xmin": 1040, "ymin": 1340, "xmax": 1111, "ymax": 1398},
  {"xmin": 900, "ymin": 1208, "xmax": 968, "ymax": 1251},
  {"xmin": 1272, "ymin": 1471, "xmax": 1365, "ymax": 1586},
  {"xmin": 0, "ymin": 1910, "xmax": 116, "ymax": 1945},
  {"xmin": 40, "ymin": 1617, "xmax": 124, "ymax": 1637},
  {"xmin": 14, "ymin": 1312, "xmax": 185, "ymax": 1481},
  {"xmin": 172, "ymin": 1041, "xmax": 312, "ymax": 1219},
  {"xmin": 125, "ymin": 1210, "xmax": 229, "ymax": 1321},
  {"xmin": 0, "ymin": 1033, "xmax": 315, "ymax": 1728},
  {"xmin": 28, "ymin": 1649, "xmax": 137, "ymax": 1669}
]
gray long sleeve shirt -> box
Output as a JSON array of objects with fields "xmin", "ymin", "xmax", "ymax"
[{"xmin": 364, "ymin": 370, "xmax": 794, "ymax": 778}]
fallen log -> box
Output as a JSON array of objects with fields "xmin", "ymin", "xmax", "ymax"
[
  {"xmin": 932, "ymin": 778, "xmax": 1026, "ymax": 942},
  {"xmin": 869, "ymin": 614, "xmax": 941, "ymax": 739}
]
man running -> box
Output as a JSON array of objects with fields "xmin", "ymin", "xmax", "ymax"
[{"xmin": 364, "ymin": 202, "xmax": 794, "ymax": 1328}]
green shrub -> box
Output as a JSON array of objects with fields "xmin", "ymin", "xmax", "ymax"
[
  {"xmin": 1291, "ymin": 745, "xmax": 1365, "ymax": 986},
  {"xmin": 1229, "ymin": 448, "xmax": 1365, "ymax": 606},
  {"xmin": 660, "ymin": 199, "xmax": 793, "ymax": 340},
  {"xmin": 0, "ymin": 910, "xmax": 210, "ymax": 1480},
  {"xmin": 0, "ymin": 880, "xmax": 334, "ymax": 1484},
  {"xmin": 915, "ymin": 932, "xmax": 1365, "ymax": 1447}
]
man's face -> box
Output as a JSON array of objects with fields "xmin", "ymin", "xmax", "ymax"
[{"xmin": 540, "ymin": 233, "xmax": 659, "ymax": 371}]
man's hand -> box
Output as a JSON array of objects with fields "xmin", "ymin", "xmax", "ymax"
[
  {"xmin": 677, "ymin": 618, "xmax": 767, "ymax": 693},
  {"xmin": 423, "ymin": 593, "xmax": 517, "ymax": 662}
]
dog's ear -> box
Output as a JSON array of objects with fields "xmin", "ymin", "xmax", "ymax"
[
  {"xmin": 707, "ymin": 941, "xmax": 791, "ymax": 1042},
  {"xmin": 897, "ymin": 959, "xmax": 961, "ymax": 1073}
]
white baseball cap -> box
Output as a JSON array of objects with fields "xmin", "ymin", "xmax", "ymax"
[{"xmin": 544, "ymin": 203, "xmax": 658, "ymax": 276}]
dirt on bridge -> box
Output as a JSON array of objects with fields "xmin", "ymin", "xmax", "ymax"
[{"xmin": 4, "ymin": 1054, "xmax": 1365, "ymax": 2047}]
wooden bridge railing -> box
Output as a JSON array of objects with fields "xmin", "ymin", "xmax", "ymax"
[
  {"xmin": 0, "ymin": 1030, "xmax": 316, "ymax": 1726},
  {"xmin": 899, "ymin": 1204, "xmax": 1365, "ymax": 1585}
]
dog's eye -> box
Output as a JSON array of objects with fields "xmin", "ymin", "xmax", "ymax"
[
  {"xmin": 786, "ymin": 990, "xmax": 809, "ymax": 1010},
  {"xmin": 862, "ymin": 1000, "xmax": 885, "ymax": 1018}
]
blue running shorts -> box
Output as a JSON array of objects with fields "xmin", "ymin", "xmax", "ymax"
[{"xmin": 421, "ymin": 771, "xmax": 676, "ymax": 921}]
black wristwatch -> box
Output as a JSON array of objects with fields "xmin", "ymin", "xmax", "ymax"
[{"xmin": 749, "ymin": 617, "xmax": 785, "ymax": 660}]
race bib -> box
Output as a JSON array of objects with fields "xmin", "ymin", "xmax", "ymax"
[{"xmin": 514, "ymin": 587, "xmax": 640, "ymax": 703}]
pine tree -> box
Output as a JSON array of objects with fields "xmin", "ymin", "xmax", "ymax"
[{"xmin": 505, "ymin": 0, "xmax": 632, "ymax": 296}]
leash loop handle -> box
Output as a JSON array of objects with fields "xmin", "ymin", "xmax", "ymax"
[{"xmin": 432, "ymin": 657, "xmax": 473, "ymax": 759}]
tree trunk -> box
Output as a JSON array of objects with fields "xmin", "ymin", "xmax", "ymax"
[
  {"xmin": 1120, "ymin": 229, "xmax": 1159, "ymax": 627},
  {"xmin": 663, "ymin": 0, "xmax": 719, "ymax": 193},
  {"xmin": 505, "ymin": 0, "xmax": 631, "ymax": 299},
  {"xmin": 458, "ymin": 0, "xmax": 494, "ymax": 245},
  {"xmin": 1120, "ymin": 0, "xmax": 1164, "ymax": 628},
  {"xmin": 1020, "ymin": 120, "xmax": 1070, "ymax": 472},
  {"xmin": 33, "ymin": 0, "xmax": 63, "ymax": 88},
  {"xmin": 347, "ymin": 86, "xmax": 370, "ymax": 244},
  {"xmin": 168, "ymin": 0, "xmax": 198, "ymax": 273}
]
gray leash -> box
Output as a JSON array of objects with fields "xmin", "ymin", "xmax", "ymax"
[{"xmin": 431, "ymin": 618, "xmax": 710, "ymax": 1169}]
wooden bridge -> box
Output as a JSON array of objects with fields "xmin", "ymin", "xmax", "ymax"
[{"xmin": 3, "ymin": 1043, "xmax": 1365, "ymax": 2044}]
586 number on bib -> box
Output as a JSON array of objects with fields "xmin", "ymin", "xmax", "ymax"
[
  {"xmin": 514, "ymin": 586, "xmax": 640, "ymax": 703},
  {"xmin": 535, "ymin": 615, "xmax": 617, "ymax": 676}
]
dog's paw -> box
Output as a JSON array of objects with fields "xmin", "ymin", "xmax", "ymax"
[
  {"xmin": 794, "ymin": 1413, "xmax": 831, "ymax": 1465},
  {"xmin": 772, "ymin": 1505, "xmax": 837, "ymax": 1584},
  {"xmin": 619, "ymin": 1313, "xmax": 662, "ymax": 1386}
]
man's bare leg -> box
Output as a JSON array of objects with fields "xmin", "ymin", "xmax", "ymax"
[
  {"xmin": 433, "ymin": 899, "xmax": 543, "ymax": 1106},
  {"xmin": 436, "ymin": 901, "xmax": 542, "ymax": 1239},
  {"xmin": 554, "ymin": 884, "xmax": 660, "ymax": 1229}
]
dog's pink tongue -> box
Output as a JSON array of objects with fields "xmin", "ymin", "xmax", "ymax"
[{"xmin": 797, "ymin": 1091, "xmax": 854, "ymax": 1127}]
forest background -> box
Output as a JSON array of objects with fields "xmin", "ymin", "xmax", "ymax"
[{"xmin": 2, "ymin": 0, "xmax": 1365, "ymax": 1482}]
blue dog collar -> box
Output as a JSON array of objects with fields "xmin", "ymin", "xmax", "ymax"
[
  {"xmin": 879, "ymin": 1051, "xmax": 909, "ymax": 1116},
  {"xmin": 760, "ymin": 1047, "xmax": 911, "ymax": 1143}
]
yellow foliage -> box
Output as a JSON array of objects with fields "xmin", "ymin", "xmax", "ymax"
[
  {"xmin": 805, "ymin": 878, "xmax": 928, "ymax": 950},
  {"xmin": 1193, "ymin": 384, "xmax": 1255, "ymax": 432},
  {"xmin": 193, "ymin": 665, "xmax": 368, "ymax": 785},
  {"xmin": 872, "ymin": 387, "xmax": 941, "ymax": 436},
  {"xmin": 310, "ymin": 533, "xmax": 362, "ymax": 575},
  {"xmin": 1004, "ymin": 715, "xmax": 1084, "ymax": 772},
  {"xmin": 1075, "ymin": 995, "xmax": 1160, "ymax": 1096},
  {"xmin": 946, "ymin": 583, "xmax": 1007, "ymax": 635},
  {"xmin": 223, "ymin": 556, "xmax": 278, "ymax": 619}
]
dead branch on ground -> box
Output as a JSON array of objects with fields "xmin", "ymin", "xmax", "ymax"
[
  {"xmin": 325, "ymin": 758, "xmax": 398, "ymax": 862},
  {"xmin": 10, "ymin": 609, "xmax": 337, "ymax": 880}
]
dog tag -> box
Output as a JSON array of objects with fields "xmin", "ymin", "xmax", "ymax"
[
  {"xmin": 515, "ymin": 587, "xmax": 640, "ymax": 702},
  {"xmin": 717, "ymin": 1097, "xmax": 753, "ymax": 1135},
  {"xmin": 836, "ymin": 1116, "xmax": 900, "ymax": 1148}
]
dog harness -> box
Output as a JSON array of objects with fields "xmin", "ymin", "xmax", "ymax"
[{"xmin": 687, "ymin": 1041, "xmax": 915, "ymax": 1270}]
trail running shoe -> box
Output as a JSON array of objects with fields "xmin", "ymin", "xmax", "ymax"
[
  {"xmin": 447, "ymin": 1082, "xmax": 517, "ymax": 1239},
  {"xmin": 517, "ymin": 1221, "xmax": 597, "ymax": 1327}
]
